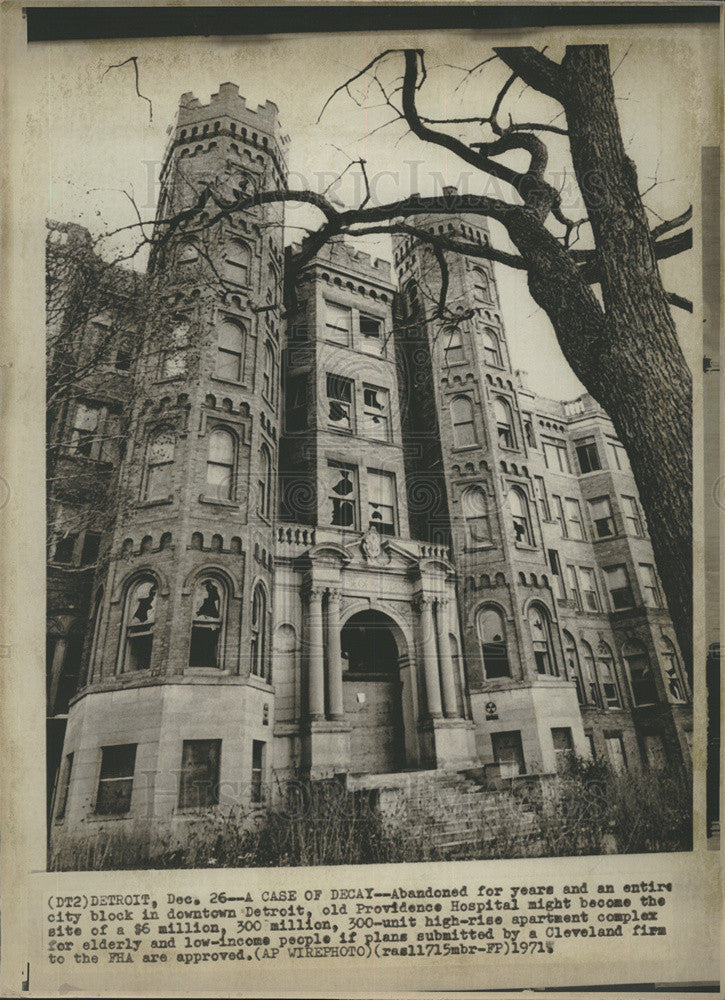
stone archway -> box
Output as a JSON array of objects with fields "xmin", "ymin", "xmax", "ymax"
[{"xmin": 341, "ymin": 610, "xmax": 407, "ymax": 774}]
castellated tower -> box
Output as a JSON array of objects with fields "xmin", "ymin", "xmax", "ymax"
[{"xmin": 55, "ymin": 85, "xmax": 289, "ymax": 827}]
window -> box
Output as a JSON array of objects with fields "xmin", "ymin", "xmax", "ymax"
[
  {"xmin": 510, "ymin": 487, "xmax": 533, "ymax": 546},
  {"xmin": 534, "ymin": 476, "xmax": 550, "ymax": 520},
  {"xmin": 163, "ymin": 320, "xmax": 189, "ymax": 378},
  {"xmin": 579, "ymin": 567, "xmax": 601, "ymax": 612},
  {"xmin": 96, "ymin": 744, "xmax": 136, "ymax": 815},
  {"xmin": 523, "ymin": 413, "xmax": 536, "ymax": 448},
  {"xmin": 528, "ymin": 604, "xmax": 557, "ymax": 675},
  {"xmin": 604, "ymin": 732, "xmax": 627, "ymax": 773},
  {"xmin": 368, "ymin": 469, "xmax": 396, "ymax": 536},
  {"xmin": 622, "ymin": 495, "xmax": 644, "ymax": 537},
  {"xmin": 575, "ymin": 436, "xmax": 602, "ymax": 473},
  {"xmin": 552, "ymin": 494, "xmax": 567, "ymax": 536},
  {"xmin": 53, "ymin": 533, "xmax": 77, "ymax": 564},
  {"xmin": 598, "ymin": 642, "xmax": 621, "ymax": 707},
  {"xmin": 472, "ymin": 267, "xmax": 491, "ymax": 302},
  {"xmin": 494, "ymin": 397, "xmax": 515, "ymax": 449},
  {"xmin": 206, "ymin": 429, "xmax": 235, "ymax": 500},
  {"xmin": 589, "ymin": 496, "xmax": 615, "ymax": 538},
  {"xmin": 606, "ymin": 437, "xmax": 628, "ymax": 471},
  {"xmin": 55, "ymin": 752, "xmax": 73, "ymax": 820},
  {"xmin": 258, "ymin": 445, "xmax": 273, "ymax": 518},
  {"xmin": 492, "ymin": 731, "xmax": 526, "ymax": 778},
  {"xmin": 564, "ymin": 498, "xmax": 585, "ymax": 539},
  {"xmin": 251, "ymin": 740, "xmax": 265, "ymax": 803},
  {"xmin": 189, "ymin": 578, "xmax": 224, "ymax": 669},
  {"xmin": 477, "ymin": 606, "xmax": 510, "ymax": 679},
  {"xmin": 262, "ymin": 342, "xmax": 274, "ymax": 402},
  {"xmin": 362, "ymin": 385, "xmax": 390, "ymax": 441},
  {"xmin": 250, "ymin": 584, "xmax": 268, "ymax": 678},
  {"xmin": 451, "ymin": 395, "xmax": 477, "ymax": 448},
  {"xmin": 542, "ymin": 437, "xmax": 570, "ymax": 473},
  {"xmin": 581, "ymin": 641, "xmax": 602, "ymax": 707},
  {"xmin": 360, "ymin": 314, "xmax": 383, "ymax": 354},
  {"xmin": 123, "ymin": 578, "xmax": 156, "ymax": 671},
  {"xmin": 80, "ymin": 531, "xmax": 101, "ymax": 565},
  {"xmin": 623, "ymin": 640, "xmax": 658, "ymax": 705},
  {"xmin": 547, "ymin": 549, "xmax": 566, "ymax": 599},
  {"xmin": 178, "ymin": 739, "xmax": 221, "ymax": 809},
  {"xmin": 604, "ymin": 564, "xmax": 634, "ymax": 610},
  {"xmin": 177, "ymin": 241, "xmax": 199, "ymax": 265},
  {"xmin": 661, "ymin": 637, "xmax": 687, "ymax": 702},
  {"xmin": 482, "ymin": 328, "xmax": 501, "ymax": 367},
  {"xmin": 462, "ymin": 486, "xmax": 491, "ymax": 546},
  {"xmin": 325, "ymin": 302, "xmax": 351, "ymax": 345},
  {"xmin": 443, "ymin": 327, "xmax": 465, "ymax": 365},
  {"xmin": 328, "ymin": 462, "xmax": 357, "ymax": 528},
  {"xmin": 144, "ymin": 429, "xmax": 175, "ymax": 501},
  {"xmin": 639, "ymin": 563, "xmax": 662, "ymax": 608},
  {"xmin": 562, "ymin": 631, "xmax": 585, "ymax": 705},
  {"xmin": 566, "ymin": 565, "xmax": 582, "ymax": 611},
  {"xmin": 552, "ymin": 728, "xmax": 574, "ymax": 774},
  {"xmin": 70, "ymin": 403, "xmax": 100, "ymax": 457},
  {"xmin": 224, "ymin": 240, "xmax": 251, "ymax": 285},
  {"xmin": 216, "ymin": 321, "xmax": 245, "ymax": 382},
  {"xmin": 325, "ymin": 374, "xmax": 353, "ymax": 432},
  {"xmin": 115, "ymin": 337, "xmax": 133, "ymax": 371}
]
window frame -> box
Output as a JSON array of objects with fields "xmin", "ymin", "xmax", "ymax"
[
  {"xmin": 589, "ymin": 495, "xmax": 616, "ymax": 539},
  {"xmin": 362, "ymin": 383, "xmax": 390, "ymax": 442},
  {"xmin": 205, "ymin": 427, "xmax": 236, "ymax": 502},
  {"xmin": 450, "ymin": 394, "xmax": 478, "ymax": 449},
  {"xmin": 575, "ymin": 436, "xmax": 602, "ymax": 474},
  {"xmin": 178, "ymin": 739, "xmax": 222, "ymax": 810},
  {"xmin": 327, "ymin": 461, "xmax": 358, "ymax": 530},
  {"xmin": 95, "ymin": 744, "xmax": 137, "ymax": 816},
  {"xmin": 367, "ymin": 468, "xmax": 397, "ymax": 537}
]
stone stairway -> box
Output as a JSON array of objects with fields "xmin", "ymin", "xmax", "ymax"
[{"xmin": 348, "ymin": 768, "xmax": 541, "ymax": 859}]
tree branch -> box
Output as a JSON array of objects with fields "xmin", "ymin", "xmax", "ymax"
[{"xmin": 494, "ymin": 46, "xmax": 566, "ymax": 102}]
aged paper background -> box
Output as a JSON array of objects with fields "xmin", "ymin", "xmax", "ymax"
[{"xmin": 0, "ymin": 3, "xmax": 721, "ymax": 995}]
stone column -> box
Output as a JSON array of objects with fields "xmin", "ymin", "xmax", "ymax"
[
  {"xmin": 435, "ymin": 599, "xmax": 459, "ymax": 718},
  {"xmin": 48, "ymin": 637, "xmax": 68, "ymax": 715},
  {"xmin": 307, "ymin": 588, "xmax": 325, "ymax": 720},
  {"xmin": 416, "ymin": 596, "xmax": 443, "ymax": 718},
  {"xmin": 326, "ymin": 588, "xmax": 344, "ymax": 720}
]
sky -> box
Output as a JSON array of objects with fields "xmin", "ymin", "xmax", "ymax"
[{"xmin": 44, "ymin": 27, "xmax": 706, "ymax": 400}]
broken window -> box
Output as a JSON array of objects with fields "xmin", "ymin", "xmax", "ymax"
[
  {"xmin": 80, "ymin": 531, "xmax": 101, "ymax": 566},
  {"xmin": 509, "ymin": 487, "xmax": 532, "ymax": 546},
  {"xmin": 362, "ymin": 385, "xmax": 389, "ymax": 441},
  {"xmin": 360, "ymin": 314, "xmax": 383, "ymax": 353},
  {"xmin": 70, "ymin": 403, "xmax": 100, "ymax": 457},
  {"xmin": 325, "ymin": 302, "xmax": 351, "ymax": 345},
  {"xmin": 189, "ymin": 578, "xmax": 224, "ymax": 669},
  {"xmin": 581, "ymin": 641, "xmax": 603, "ymax": 707},
  {"xmin": 328, "ymin": 463, "xmax": 357, "ymax": 528},
  {"xmin": 96, "ymin": 744, "xmax": 137, "ymax": 815},
  {"xmin": 589, "ymin": 495, "xmax": 615, "ymax": 538},
  {"xmin": 528, "ymin": 605, "xmax": 557, "ymax": 676},
  {"xmin": 462, "ymin": 486, "xmax": 491, "ymax": 546},
  {"xmin": 661, "ymin": 637, "xmax": 687, "ymax": 702},
  {"xmin": 124, "ymin": 578, "xmax": 156, "ymax": 672},
  {"xmin": 494, "ymin": 397, "xmax": 515, "ymax": 449},
  {"xmin": 575, "ymin": 436, "xmax": 601, "ymax": 473},
  {"xmin": 367, "ymin": 469, "xmax": 396, "ymax": 536},
  {"xmin": 624, "ymin": 640, "xmax": 658, "ymax": 706},
  {"xmin": 326, "ymin": 374, "xmax": 353, "ymax": 432},
  {"xmin": 477, "ymin": 606, "xmax": 510, "ymax": 679},
  {"xmin": 604, "ymin": 564, "xmax": 634, "ymax": 610}
]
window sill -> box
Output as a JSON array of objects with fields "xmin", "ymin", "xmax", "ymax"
[
  {"xmin": 154, "ymin": 376, "xmax": 186, "ymax": 386},
  {"xmin": 198, "ymin": 495, "xmax": 240, "ymax": 509},
  {"xmin": 210, "ymin": 376, "xmax": 249, "ymax": 390},
  {"xmin": 464, "ymin": 543, "xmax": 496, "ymax": 553},
  {"xmin": 451, "ymin": 444, "xmax": 480, "ymax": 453},
  {"xmin": 513, "ymin": 543, "xmax": 538, "ymax": 552},
  {"xmin": 185, "ymin": 667, "xmax": 231, "ymax": 677},
  {"xmin": 137, "ymin": 495, "xmax": 174, "ymax": 509}
]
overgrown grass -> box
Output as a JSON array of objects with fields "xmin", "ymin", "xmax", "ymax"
[{"xmin": 49, "ymin": 761, "xmax": 691, "ymax": 871}]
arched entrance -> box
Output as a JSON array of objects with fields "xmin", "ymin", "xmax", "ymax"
[{"xmin": 341, "ymin": 610, "xmax": 406, "ymax": 774}]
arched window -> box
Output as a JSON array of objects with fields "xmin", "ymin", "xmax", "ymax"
[
  {"xmin": 443, "ymin": 327, "xmax": 465, "ymax": 365},
  {"xmin": 494, "ymin": 397, "xmax": 515, "ymax": 448},
  {"xmin": 262, "ymin": 342, "xmax": 274, "ymax": 402},
  {"xmin": 477, "ymin": 606, "xmax": 510, "ymax": 679},
  {"xmin": 528, "ymin": 604, "xmax": 557, "ymax": 676},
  {"xmin": 482, "ymin": 329, "xmax": 502, "ymax": 367},
  {"xmin": 563, "ymin": 630, "xmax": 585, "ymax": 705},
  {"xmin": 258, "ymin": 445, "xmax": 273, "ymax": 519},
  {"xmin": 661, "ymin": 637, "xmax": 687, "ymax": 702},
  {"xmin": 189, "ymin": 577, "xmax": 225, "ymax": 669},
  {"xmin": 451, "ymin": 396, "xmax": 477, "ymax": 448},
  {"xmin": 224, "ymin": 240, "xmax": 251, "ymax": 284},
  {"xmin": 216, "ymin": 321, "xmax": 245, "ymax": 382},
  {"xmin": 250, "ymin": 584, "xmax": 268, "ymax": 678},
  {"xmin": 462, "ymin": 486, "xmax": 491, "ymax": 546},
  {"xmin": 177, "ymin": 241, "xmax": 199, "ymax": 265},
  {"xmin": 472, "ymin": 267, "xmax": 491, "ymax": 302},
  {"xmin": 144, "ymin": 429, "xmax": 175, "ymax": 501},
  {"xmin": 623, "ymin": 639, "xmax": 658, "ymax": 706},
  {"xmin": 598, "ymin": 641, "xmax": 621, "ymax": 707},
  {"xmin": 509, "ymin": 487, "xmax": 533, "ymax": 546},
  {"xmin": 581, "ymin": 640, "xmax": 602, "ymax": 707},
  {"xmin": 123, "ymin": 577, "xmax": 157, "ymax": 672},
  {"xmin": 206, "ymin": 429, "xmax": 235, "ymax": 500}
]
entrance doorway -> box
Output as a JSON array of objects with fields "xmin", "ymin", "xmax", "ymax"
[{"xmin": 340, "ymin": 610, "xmax": 406, "ymax": 774}]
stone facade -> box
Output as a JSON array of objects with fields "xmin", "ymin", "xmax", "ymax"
[{"xmin": 47, "ymin": 86, "xmax": 692, "ymax": 848}]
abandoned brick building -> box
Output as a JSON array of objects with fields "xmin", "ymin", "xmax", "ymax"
[{"xmin": 46, "ymin": 84, "xmax": 693, "ymax": 841}]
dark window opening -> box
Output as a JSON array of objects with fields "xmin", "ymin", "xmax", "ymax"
[
  {"xmin": 96, "ymin": 744, "xmax": 136, "ymax": 815},
  {"xmin": 179, "ymin": 739, "xmax": 221, "ymax": 809},
  {"xmin": 576, "ymin": 438, "xmax": 602, "ymax": 474},
  {"xmin": 80, "ymin": 532, "xmax": 101, "ymax": 566},
  {"xmin": 251, "ymin": 740, "xmax": 265, "ymax": 803}
]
